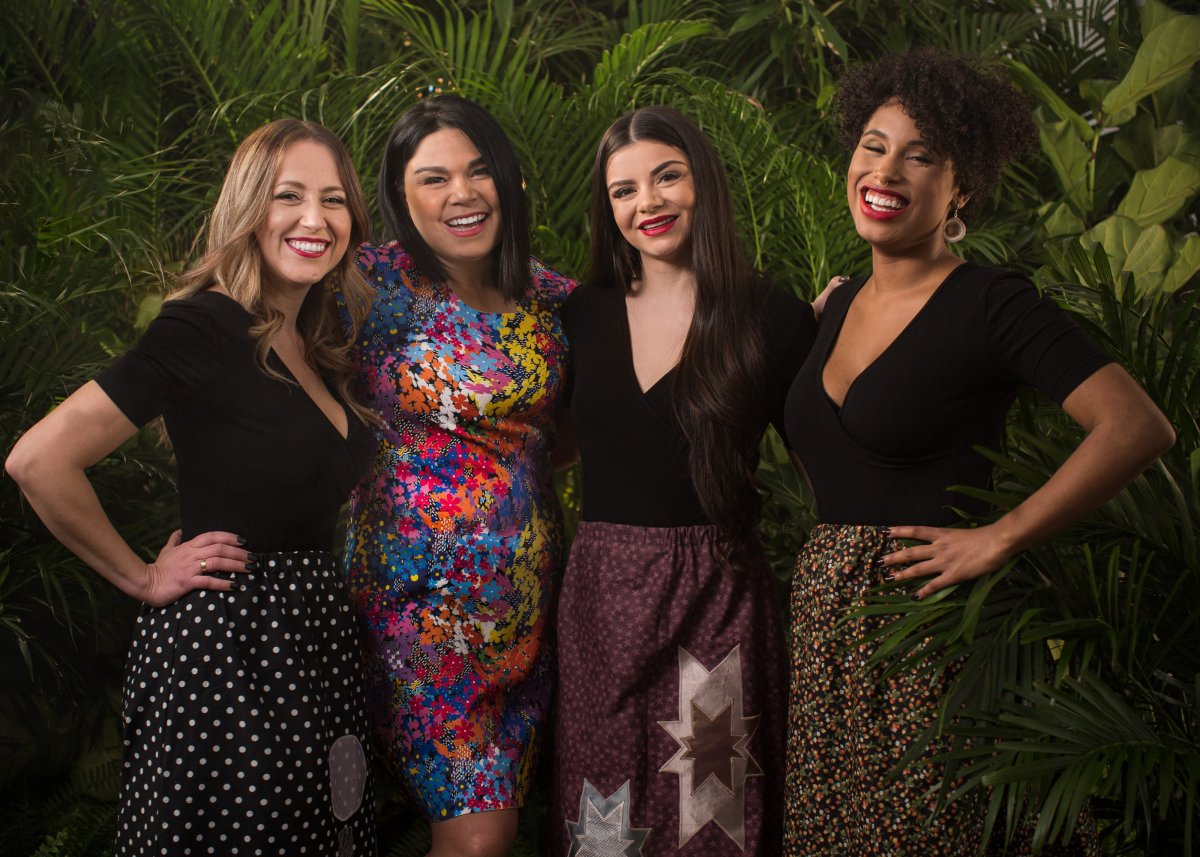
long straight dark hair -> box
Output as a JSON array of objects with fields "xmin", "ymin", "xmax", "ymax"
[
  {"xmin": 589, "ymin": 105, "xmax": 768, "ymax": 567},
  {"xmin": 377, "ymin": 94, "xmax": 530, "ymax": 301}
]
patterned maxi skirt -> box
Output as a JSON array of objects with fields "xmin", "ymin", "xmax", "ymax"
[
  {"xmin": 784, "ymin": 524, "xmax": 1098, "ymax": 857},
  {"xmin": 115, "ymin": 550, "xmax": 377, "ymax": 857},
  {"xmin": 551, "ymin": 522, "xmax": 787, "ymax": 857}
]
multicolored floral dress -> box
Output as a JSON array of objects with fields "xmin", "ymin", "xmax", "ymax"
[{"xmin": 339, "ymin": 242, "xmax": 575, "ymax": 820}]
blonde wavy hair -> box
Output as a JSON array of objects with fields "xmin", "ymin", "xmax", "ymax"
[{"xmin": 170, "ymin": 118, "xmax": 376, "ymax": 424}]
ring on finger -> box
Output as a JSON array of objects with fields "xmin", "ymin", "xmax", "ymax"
[{"xmin": 199, "ymin": 558, "xmax": 208, "ymax": 573}]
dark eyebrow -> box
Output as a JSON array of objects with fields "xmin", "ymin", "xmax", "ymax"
[
  {"xmin": 606, "ymin": 159, "xmax": 688, "ymax": 191},
  {"xmin": 862, "ymin": 128, "xmax": 931, "ymax": 148},
  {"xmin": 275, "ymin": 179, "xmax": 346, "ymax": 193},
  {"xmin": 650, "ymin": 159, "xmax": 687, "ymax": 175},
  {"xmin": 411, "ymin": 157, "xmax": 488, "ymax": 175}
]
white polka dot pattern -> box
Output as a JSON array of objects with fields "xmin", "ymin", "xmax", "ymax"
[{"xmin": 115, "ymin": 551, "xmax": 377, "ymax": 855}]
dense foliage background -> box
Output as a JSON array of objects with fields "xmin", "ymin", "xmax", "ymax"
[{"xmin": 2, "ymin": 1, "xmax": 1198, "ymax": 854}]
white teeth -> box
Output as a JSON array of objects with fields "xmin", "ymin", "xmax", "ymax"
[
  {"xmin": 864, "ymin": 191, "xmax": 904, "ymax": 210},
  {"xmin": 288, "ymin": 239, "xmax": 327, "ymax": 253},
  {"xmin": 448, "ymin": 213, "xmax": 486, "ymax": 227}
]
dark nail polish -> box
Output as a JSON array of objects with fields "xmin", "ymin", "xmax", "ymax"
[
  {"xmin": 247, "ymin": 552, "xmax": 259, "ymax": 561},
  {"xmin": 910, "ymin": 593, "xmax": 921, "ymax": 602},
  {"xmin": 236, "ymin": 535, "xmax": 247, "ymax": 546},
  {"xmin": 884, "ymin": 572, "xmax": 896, "ymax": 581},
  {"xmin": 228, "ymin": 581, "xmax": 242, "ymax": 592},
  {"xmin": 244, "ymin": 561, "xmax": 259, "ymax": 571}
]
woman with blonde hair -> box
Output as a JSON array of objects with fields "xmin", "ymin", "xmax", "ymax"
[{"xmin": 7, "ymin": 118, "xmax": 379, "ymax": 855}]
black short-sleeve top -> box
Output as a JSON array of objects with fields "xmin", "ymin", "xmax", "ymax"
[
  {"xmin": 783, "ymin": 263, "xmax": 1113, "ymax": 526},
  {"xmin": 564, "ymin": 280, "xmax": 817, "ymax": 527},
  {"xmin": 94, "ymin": 291, "xmax": 374, "ymax": 552}
]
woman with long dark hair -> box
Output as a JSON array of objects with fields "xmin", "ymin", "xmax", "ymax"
[
  {"xmin": 6, "ymin": 119, "xmax": 379, "ymax": 855},
  {"xmin": 550, "ymin": 105, "xmax": 817, "ymax": 857},
  {"xmin": 338, "ymin": 95, "xmax": 575, "ymax": 857},
  {"xmin": 782, "ymin": 50, "xmax": 1175, "ymax": 854}
]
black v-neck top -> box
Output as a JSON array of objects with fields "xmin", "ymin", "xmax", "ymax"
[
  {"xmin": 784, "ymin": 263, "xmax": 1112, "ymax": 526},
  {"xmin": 564, "ymin": 281, "xmax": 817, "ymax": 526},
  {"xmin": 95, "ymin": 291, "xmax": 374, "ymax": 552}
]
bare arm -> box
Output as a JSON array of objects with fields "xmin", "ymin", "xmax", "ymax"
[
  {"xmin": 5, "ymin": 381, "xmax": 251, "ymax": 606},
  {"xmin": 884, "ymin": 364, "xmax": 1176, "ymax": 599}
]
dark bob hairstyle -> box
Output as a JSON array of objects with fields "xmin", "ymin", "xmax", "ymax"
[
  {"xmin": 832, "ymin": 48, "xmax": 1036, "ymax": 218},
  {"xmin": 377, "ymin": 94, "xmax": 530, "ymax": 301}
]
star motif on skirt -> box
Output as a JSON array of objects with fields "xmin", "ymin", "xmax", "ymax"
[
  {"xmin": 659, "ymin": 645, "xmax": 761, "ymax": 848},
  {"xmin": 565, "ymin": 779, "xmax": 651, "ymax": 857},
  {"xmin": 681, "ymin": 701, "xmax": 740, "ymax": 792}
]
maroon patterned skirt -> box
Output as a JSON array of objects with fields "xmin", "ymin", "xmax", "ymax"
[
  {"xmin": 784, "ymin": 524, "xmax": 1098, "ymax": 856},
  {"xmin": 550, "ymin": 521, "xmax": 786, "ymax": 856}
]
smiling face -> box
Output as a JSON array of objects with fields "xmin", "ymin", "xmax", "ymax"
[
  {"xmin": 605, "ymin": 139, "xmax": 696, "ymax": 270},
  {"xmin": 402, "ymin": 127, "xmax": 501, "ymax": 278},
  {"xmin": 847, "ymin": 99, "xmax": 967, "ymax": 255},
  {"xmin": 254, "ymin": 139, "xmax": 352, "ymax": 298}
]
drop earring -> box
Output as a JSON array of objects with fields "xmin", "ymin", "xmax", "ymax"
[{"xmin": 943, "ymin": 208, "xmax": 966, "ymax": 243}]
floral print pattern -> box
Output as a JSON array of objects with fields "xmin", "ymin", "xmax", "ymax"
[
  {"xmin": 340, "ymin": 242, "xmax": 574, "ymax": 819},
  {"xmin": 784, "ymin": 524, "xmax": 1098, "ymax": 856}
]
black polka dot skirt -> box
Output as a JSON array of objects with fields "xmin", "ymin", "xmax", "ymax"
[{"xmin": 116, "ymin": 550, "xmax": 377, "ymax": 856}]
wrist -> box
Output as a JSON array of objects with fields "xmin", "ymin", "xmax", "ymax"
[{"xmin": 985, "ymin": 517, "xmax": 1025, "ymax": 561}]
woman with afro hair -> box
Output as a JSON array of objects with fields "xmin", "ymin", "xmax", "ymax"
[{"xmin": 781, "ymin": 49, "xmax": 1174, "ymax": 854}]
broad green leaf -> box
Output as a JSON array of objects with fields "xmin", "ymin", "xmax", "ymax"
[
  {"xmin": 1005, "ymin": 59, "xmax": 1094, "ymax": 142},
  {"xmin": 1115, "ymin": 156, "xmax": 1200, "ymax": 227},
  {"xmin": 1038, "ymin": 117, "xmax": 1092, "ymax": 216},
  {"xmin": 729, "ymin": 4, "xmax": 772, "ymax": 35},
  {"xmin": 1084, "ymin": 215, "xmax": 1139, "ymax": 273},
  {"xmin": 1161, "ymin": 234, "xmax": 1200, "ymax": 293},
  {"xmin": 1080, "ymin": 78, "xmax": 1134, "ymax": 125},
  {"xmin": 134, "ymin": 294, "xmax": 163, "ymax": 331},
  {"xmin": 1155, "ymin": 124, "xmax": 1200, "ymax": 166},
  {"xmin": 1150, "ymin": 72, "xmax": 1194, "ymax": 126},
  {"xmin": 1141, "ymin": 0, "xmax": 1182, "ymax": 39},
  {"xmin": 1122, "ymin": 224, "xmax": 1171, "ymax": 293},
  {"xmin": 1113, "ymin": 112, "xmax": 1156, "ymax": 170},
  {"xmin": 1102, "ymin": 15, "xmax": 1200, "ymax": 119},
  {"xmin": 1040, "ymin": 201, "xmax": 1084, "ymax": 239}
]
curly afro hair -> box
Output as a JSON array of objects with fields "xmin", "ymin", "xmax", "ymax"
[{"xmin": 832, "ymin": 48, "xmax": 1036, "ymax": 218}]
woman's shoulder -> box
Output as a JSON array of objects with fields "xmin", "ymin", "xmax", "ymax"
[
  {"xmin": 946, "ymin": 261, "xmax": 1033, "ymax": 297},
  {"xmin": 159, "ymin": 289, "xmax": 252, "ymax": 335},
  {"xmin": 753, "ymin": 276, "xmax": 811, "ymax": 315},
  {"xmin": 528, "ymin": 256, "xmax": 577, "ymax": 304},
  {"xmin": 355, "ymin": 241, "xmax": 418, "ymax": 281},
  {"xmin": 751, "ymin": 277, "xmax": 817, "ymax": 358}
]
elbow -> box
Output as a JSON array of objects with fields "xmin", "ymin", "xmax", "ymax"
[
  {"xmin": 1149, "ymin": 412, "xmax": 1176, "ymax": 458},
  {"xmin": 5, "ymin": 439, "xmax": 34, "ymax": 490},
  {"xmin": 5, "ymin": 432, "xmax": 53, "ymax": 493},
  {"xmin": 1130, "ymin": 404, "xmax": 1176, "ymax": 463}
]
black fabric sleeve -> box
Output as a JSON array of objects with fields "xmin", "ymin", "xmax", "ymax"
[
  {"xmin": 983, "ymin": 273, "xmax": 1114, "ymax": 405},
  {"xmin": 94, "ymin": 299, "xmax": 231, "ymax": 427},
  {"xmin": 762, "ymin": 287, "xmax": 818, "ymax": 445},
  {"xmin": 560, "ymin": 282, "xmax": 599, "ymax": 407}
]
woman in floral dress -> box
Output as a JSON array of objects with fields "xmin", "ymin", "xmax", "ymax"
[{"xmin": 337, "ymin": 95, "xmax": 574, "ymax": 857}]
